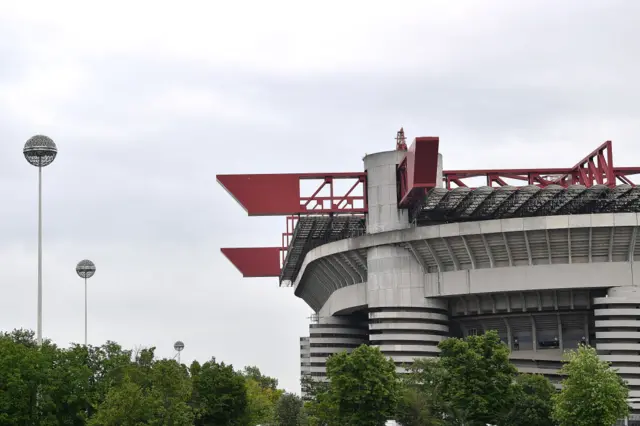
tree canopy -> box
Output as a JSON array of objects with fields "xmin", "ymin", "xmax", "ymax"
[
  {"xmin": 553, "ymin": 344, "xmax": 629, "ymax": 426},
  {"xmin": 0, "ymin": 328, "xmax": 301, "ymax": 426},
  {"xmin": 313, "ymin": 344, "xmax": 399, "ymax": 426},
  {"xmin": 1, "ymin": 327, "xmax": 632, "ymax": 426}
]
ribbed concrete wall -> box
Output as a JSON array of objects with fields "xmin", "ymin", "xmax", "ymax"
[
  {"xmin": 300, "ymin": 337, "xmax": 310, "ymax": 376},
  {"xmin": 369, "ymin": 307, "xmax": 449, "ymax": 366},
  {"xmin": 308, "ymin": 315, "xmax": 368, "ymax": 381},
  {"xmin": 595, "ymin": 287, "xmax": 640, "ymax": 413},
  {"xmin": 367, "ymin": 244, "xmax": 449, "ymax": 367}
]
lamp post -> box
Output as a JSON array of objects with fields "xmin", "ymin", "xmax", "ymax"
[
  {"xmin": 76, "ymin": 260, "xmax": 96, "ymax": 346},
  {"xmin": 174, "ymin": 341, "xmax": 185, "ymax": 364},
  {"xmin": 23, "ymin": 135, "xmax": 57, "ymax": 346}
]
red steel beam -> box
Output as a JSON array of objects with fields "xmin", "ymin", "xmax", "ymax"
[
  {"xmin": 216, "ymin": 173, "xmax": 366, "ymax": 216},
  {"xmin": 221, "ymin": 139, "xmax": 640, "ymax": 279},
  {"xmin": 443, "ymin": 141, "xmax": 640, "ymax": 189},
  {"xmin": 221, "ymin": 247, "xmax": 282, "ymax": 278},
  {"xmin": 397, "ymin": 137, "xmax": 440, "ymax": 207}
]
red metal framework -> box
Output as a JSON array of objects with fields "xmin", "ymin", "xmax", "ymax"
[
  {"xmin": 444, "ymin": 141, "xmax": 640, "ymax": 189},
  {"xmin": 216, "ymin": 173, "xmax": 367, "ymax": 216},
  {"xmin": 217, "ymin": 173, "xmax": 366, "ymax": 278},
  {"xmin": 219, "ymin": 138, "xmax": 640, "ymax": 279},
  {"xmin": 281, "ymin": 215, "xmax": 298, "ymax": 266}
]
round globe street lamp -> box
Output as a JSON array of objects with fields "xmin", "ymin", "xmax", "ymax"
[
  {"xmin": 76, "ymin": 260, "xmax": 96, "ymax": 346},
  {"xmin": 23, "ymin": 135, "xmax": 58, "ymax": 346},
  {"xmin": 174, "ymin": 341, "xmax": 185, "ymax": 364}
]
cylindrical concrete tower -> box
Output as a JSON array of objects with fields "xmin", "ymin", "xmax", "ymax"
[
  {"xmin": 308, "ymin": 315, "xmax": 369, "ymax": 380},
  {"xmin": 364, "ymin": 150, "xmax": 448, "ymax": 368}
]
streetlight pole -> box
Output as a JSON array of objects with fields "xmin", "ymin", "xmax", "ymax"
[
  {"xmin": 76, "ymin": 260, "xmax": 96, "ymax": 346},
  {"xmin": 23, "ymin": 135, "xmax": 57, "ymax": 346}
]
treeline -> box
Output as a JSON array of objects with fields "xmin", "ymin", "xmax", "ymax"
[
  {"xmin": 0, "ymin": 329, "xmax": 304, "ymax": 425},
  {"xmin": 302, "ymin": 331, "xmax": 630, "ymax": 426},
  {"xmin": 0, "ymin": 329, "xmax": 631, "ymax": 425}
]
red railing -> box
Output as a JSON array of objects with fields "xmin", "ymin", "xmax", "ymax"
[{"xmin": 444, "ymin": 141, "xmax": 640, "ymax": 189}]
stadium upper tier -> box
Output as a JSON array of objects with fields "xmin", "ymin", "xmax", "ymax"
[
  {"xmin": 279, "ymin": 184, "xmax": 640, "ymax": 285},
  {"xmin": 218, "ymin": 138, "xmax": 640, "ymax": 281}
]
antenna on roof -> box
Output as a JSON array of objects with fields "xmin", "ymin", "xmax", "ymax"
[{"xmin": 396, "ymin": 128, "xmax": 407, "ymax": 151}]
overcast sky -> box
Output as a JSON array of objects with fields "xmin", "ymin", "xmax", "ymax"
[{"xmin": 1, "ymin": 0, "xmax": 639, "ymax": 392}]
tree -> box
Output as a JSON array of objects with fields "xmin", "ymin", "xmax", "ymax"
[
  {"xmin": 242, "ymin": 366, "xmax": 283, "ymax": 425},
  {"xmin": 300, "ymin": 374, "xmax": 329, "ymax": 402},
  {"xmin": 243, "ymin": 365, "xmax": 279, "ymax": 391},
  {"xmin": 147, "ymin": 359, "xmax": 194, "ymax": 425},
  {"xmin": 437, "ymin": 330, "xmax": 518, "ymax": 425},
  {"xmin": 553, "ymin": 345, "xmax": 629, "ymax": 426},
  {"xmin": 324, "ymin": 344, "xmax": 399, "ymax": 426},
  {"xmin": 274, "ymin": 392, "xmax": 305, "ymax": 426},
  {"xmin": 505, "ymin": 374, "xmax": 555, "ymax": 426},
  {"xmin": 89, "ymin": 353, "xmax": 194, "ymax": 425},
  {"xmin": 396, "ymin": 358, "xmax": 446, "ymax": 426},
  {"xmin": 85, "ymin": 341, "xmax": 134, "ymax": 417},
  {"xmin": 244, "ymin": 377, "xmax": 278, "ymax": 425},
  {"xmin": 0, "ymin": 329, "xmax": 286, "ymax": 426},
  {"xmin": 88, "ymin": 374, "xmax": 158, "ymax": 425},
  {"xmin": 39, "ymin": 344, "xmax": 93, "ymax": 425},
  {"xmin": 192, "ymin": 358, "xmax": 248, "ymax": 426},
  {"xmin": 0, "ymin": 332, "xmax": 42, "ymax": 425}
]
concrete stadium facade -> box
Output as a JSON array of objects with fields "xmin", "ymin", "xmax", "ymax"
[
  {"xmin": 218, "ymin": 138, "xmax": 640, "ymax": 422},
  {"xmin": 293, "ymin": 150, "xmax": 640, "ymax": 420}
]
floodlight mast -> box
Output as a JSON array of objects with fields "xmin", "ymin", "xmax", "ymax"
[
  {"xmin": 23, "ymin": 135, "xmax": 58, "ymax": 346},
  {"xmin": 174, "ymin": 341, "xmax": 185, "ymax": 364},
  {"xmin": 76, "ymin": 260, "xmax": 96, "ymax": 346}
]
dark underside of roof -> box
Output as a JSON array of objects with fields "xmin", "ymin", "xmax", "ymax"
[
  {"xmin": 412, "ymin": 184, "xmax": 640, "ymax": 225},
  {"xmin": 281, "ymin": 184, "xmax": 640, "ymax": 285}
]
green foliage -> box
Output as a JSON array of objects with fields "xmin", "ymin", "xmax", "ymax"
[
  {"xmin": 300, "ymin": 374, "xmax": 328, "ymax": 402},
  {"xmin": 274, "ymin": 392, "xmax": 305, "ymax": 426},
  {"xmin": 192, "ymin": 358, "xmax": 248, "ymax": 426},
  {"xmin": 396, "ymin": 358, "xmax": 446, "ymax": 426},
  {"xmin": 505, "ymin": 374, "xmax": 556, "ymax": 426},
  {"xmin": 240, "ymin": 366, "xmax": 283, "ymax": 425},
  {"xmin": 0, "ymin": 331, "xmax": 42, "ymax": 424},
  {"xmin": 7, "ymin": 327, "xmax": 628, "ymax": 426},
  {"xmin": 0, "ymin": 329, "xmax": 283, "ymax": 426},
  {"xmin": 324, "ymin": 344, "xmax": 399, "ymax": 426},
  {"xmin": 243, "ymin": 365, "xmax": 279, "ymax": 391},
  {"xmin": 553, "ymin": 345, "xmax": 629, "ymax": 426},
  {"xmin": 436, "ymin": 330, "xmax": 518, "ymax": 425},
  {"xmin": 396, "ymin": 332, "xmax": 555, "ymax": 426},
  {"xmin": 88, "ymin": 374, "xmax": 158, "ymax": 425}
]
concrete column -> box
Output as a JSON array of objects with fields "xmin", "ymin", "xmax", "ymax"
[
  {"xmin": 363, "ymin": 150, "xmax": 409, "ymax": 234},
  {"xmin": 362, "ymin": 145, "xmax": 446, "ymax": 371},
  {"xmin": 367, "ymin": 244, "xmax": 449, "ymax": 371},
  {"xmin": 594, "ymin": 287, "xmax": 640, "ymax": 416}
]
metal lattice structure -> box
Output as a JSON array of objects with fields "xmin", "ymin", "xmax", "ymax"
[
  {"xmin": 218, "ymin": 138, "xmax": 640, "ymax": 281},
  {"xmin": 23, "ymin": 135, "xmax": 58, "ymax": 168},
  {"xmin": 280, "ymin": 216, "xmax": 366, "ymax": 285},
  {"xmin": 443, "ymin": 141, "xmax": 640, "ymax": 189},
  {"xmin": 414, "ymin": 184, "xmax": 640, "ymax": 225}
]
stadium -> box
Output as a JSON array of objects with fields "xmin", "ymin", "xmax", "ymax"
[{"xmin": 218, "ymin": 131, "xmax": 640, "ymax": 419}]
